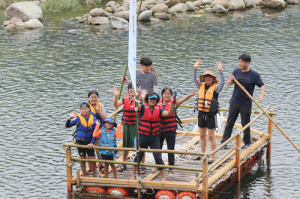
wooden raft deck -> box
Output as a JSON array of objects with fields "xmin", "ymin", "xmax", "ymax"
[{"xmin": 67, "ymin": 121, "xmax": 270, "ymax": 196}]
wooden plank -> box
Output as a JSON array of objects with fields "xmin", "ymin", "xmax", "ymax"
[
  {"xmin": 181, "ymin": 118, "xmax": 198, "ymax": 124},
  {"xmin": 176, "ymin": 131, "xmax": 223, "ymax": 139},
  {"xmin": 202, "ymin": 159, "xmax": 208, "ymax": 199},
  {"xmin": 142, "ymin": 136, "xmax": 200, "ymax": 183},
  {"xmin": 195, "ymin": 138, "xmax": 266, "ymax": 191},
  {"xmin": 142, "ymin": 180, "xmax": 196, "ymax": 189},
  {"xmin": 66, "ymin": 148, "xmax": 73, "ymax": 192}
]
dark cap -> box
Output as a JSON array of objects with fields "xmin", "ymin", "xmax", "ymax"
[{"xmin": 80, "ymin": 102, "xmax": 90, "ymax": 109}]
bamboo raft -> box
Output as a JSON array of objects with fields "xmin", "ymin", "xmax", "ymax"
[{"xmin": 63, "ymin": 106, "xmax": 277, "ymax": 198}]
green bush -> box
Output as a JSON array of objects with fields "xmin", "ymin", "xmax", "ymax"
[{"xmin": 41, "ymin": 0, "xmax": 81, "ymax": 12}]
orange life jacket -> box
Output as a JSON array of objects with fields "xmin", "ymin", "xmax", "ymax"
[
  {"xmin": 122, "ymin": 94, "xmax": 141, "ymax": 125},
  {"xmin": 138, "ymin": 105, "xmax": 161, "ymax": 136},
  {"xmin": 198, "ymin": 83, "xmax": 219, "ymax": 112},
  {"xmin": 158, "ymin": 99, "xmax": 177, "ymax": 132}
]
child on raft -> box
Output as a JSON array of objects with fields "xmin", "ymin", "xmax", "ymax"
[
  {"xmin": 87, "ymin": 90, "xmax": 107, "ymax": 174},
  {"xmin": 157, "ymin": 87, "xmax": 197, "ymax": 177},
  {"xmin": 112, "ymin": 82, "xmax": 145, "ymax": 173},
  {"xmin": 65, "ymin": 102, "xmax": 98, "ymax": 177},
  {"xmin": 192, "ymin": 59, "xmax": 225, "ymax": 164},
  {"xmin": 88, "ymin": 117, "xmax": 123, "ymax": 178},
  {"xmin": 131, "ymin": 92, "xmax": 175, "ymax": 181}
]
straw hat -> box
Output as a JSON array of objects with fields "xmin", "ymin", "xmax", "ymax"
[{"xmin": 199, "ymin": 70, "xmax": 219, "ymax": 83}]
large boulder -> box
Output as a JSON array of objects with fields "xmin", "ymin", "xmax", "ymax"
[
  {"xmin": 165, "ymin": 0, "xmax": 180, "ymax": 7},
  {"xmin": 89, "ymin": 8, "xmax": 101, "ymax": 17},
  {"xmin": 5, "ymin": 1, "xmax": 42, "ymax": 21},
  {"xmin": 159, "ymin": 12, "xmax": 170, "ymax": 20},
  {"xmin": 186, "ymin": 2, "xmax": 196, "ymax": 11},
  {"xmin": 211, "ymin": 0, "xmax": 229, "ymax": 8},
  {"xmin": 114, "ymin": 11, "xmax": 130, "ymax": 20},
  {"xmin": 110, "ymin": 2, "xmax": 118, "ymax": 13},
  {"xmin": 24, "ymin": 19, "xmax": 43, "ymax": 29},
  {"xmin": 110, "ymin": 16, "xmax": 128, "ymax": 29},
  {"xmin": 168, "ymin": 3, "xmax": 188, "ymax": 13},
  {"xmin": 9, "ymin": 17, "xmax": 23, "ymax": 25},
  {"xmin": 138, "ymin": 10, "xmax": 152, "ymax": 20},
  {"xmin": 248, "ymin": 0, "xmax": 261, "ymax": 6},
  {"xmin": 193, "ymin": 0, "xmax": 203, "ymax": 6},
  {"xmin": 105, "ymin": 7, "xmax": 113, "ymax": 12},
  {"xmin": 123, "ymin": 0, "xmax": 130, "ymax": 7},
  {"xmin": 106, "ymin": 1, "xmax": 117, "ymax": 7},
  {"xmin": 228, "ymin": 0, "xmax": 246, "ymax": 10},
  {"xmin": 88, "ymin": 16, "xmax": 109, "ymax": 25},
  {"xmin": 259, "ymin": 0, "xmax": 285, "ymax": 8},
  {"xmin": 16, "ymin": 21, "xmax": 26, "ymax": 29},
  {"xmin": 151, "ymin": 3, "xmax": 169, "ymax": 13},
  {"xmin": 146, "ymin": 0, "xmax": 158, "ymax": 5},
  {"xmin": 212, "ymin": 4, "xmax": 227, "ymax": 13},
  {"xmin": 202, "ymin": 0, "xmax": 212, "ymax": 5}
]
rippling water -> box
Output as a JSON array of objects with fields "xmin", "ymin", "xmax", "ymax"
[{"xmin": 1, "ymin": 4, "xmax": 300, "ymax": 199}]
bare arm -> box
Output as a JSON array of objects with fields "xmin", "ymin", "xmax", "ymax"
[
  {"xmin": 258, "ymin": 85, "xmax": 265, "ymax": 102},
  {"xmin": 112, "ymin": 87, "xmax": 124, "ymax": 107},
  {"xmin": 161, "ymin": 101, "xmax": 175, "ymax": 117},
  {"xmin": 193, "ymin": 59, "xmax": 202, "ymax": 89},
  {"xmin": 176, "ymin": 88, "xmax": 197, "ymax": 107},
  {"xmin": 214, "ymin": 61, "xmax": 225, "ymax": 93}
]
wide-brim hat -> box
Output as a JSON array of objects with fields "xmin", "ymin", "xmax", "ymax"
[
  {"xmin": 199, "ymin": 70, "xmax": 219, "ymax": 83},
  {"xmin": 101, "ymin": 117, "xmax": 117, "ymax": 127}
]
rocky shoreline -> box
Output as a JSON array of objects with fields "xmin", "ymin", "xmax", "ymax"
[{"xmin": 2, "ymin": 0, "xmax": 299, "ymax": 31}]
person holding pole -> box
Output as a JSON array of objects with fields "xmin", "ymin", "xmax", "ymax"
[
  {"xmin": 112, "ymin": 82, "xmax": 144, "ymax": 172},
  {"xmin": 221, "ymin": 54, "xmax": 265, "ymax": 149},
  {"xmin": 192, "ymin": 59, "xmax": 225, "ymax": 163},
  {"xmin": 131, "ymin": 92, "xmax": 175, "ymax": 181}
]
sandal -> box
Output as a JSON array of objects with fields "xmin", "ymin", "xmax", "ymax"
[
  {"xmin": 140, "ymin": 167, "xmax": 146, "ymax": 174},
  {"xmin": 208, "ymin": 159, "xmax": 215, "ymax": 164},
  {"xmin": 193, "ymin": 156, "xmax": 201, "ymax": 160},
  {"xmin": 117, "ymin": 164, "xmax": 127, "ymax": 172},
  {"xmin": 99, "ymin": 166, "xmax": 105, "ymax": 174},
  {"xmin": 167, "ymin": 170, "xmax": 174, "ymax": 178},
  {"xmin": 130, "ymin": 175, "xmax": 136, "ymax": 180},
  {"xmin": 161, "ymin": 177, "xmax": 166, "ymax": 182},
  {"xmin": 150, "ymin": 168, "xmax": 157, "ymax": 174}
]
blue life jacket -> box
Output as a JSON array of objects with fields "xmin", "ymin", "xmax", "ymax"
[
  {"xmin": 75, "ymin": 114, "xmax": 95, "ymax": 142},
  {"xmin": 99, "ymin": 128, "xmax": 117, "ymax": 156}
]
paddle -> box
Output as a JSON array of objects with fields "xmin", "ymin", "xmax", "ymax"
[{"xmin": 233, "ymin": 79, "xmax": 300, "ymax": 153}]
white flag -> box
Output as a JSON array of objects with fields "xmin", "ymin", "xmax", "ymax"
[{"xmin": 128, "ymin": 0, "xmax": 137, "ymax": 93}]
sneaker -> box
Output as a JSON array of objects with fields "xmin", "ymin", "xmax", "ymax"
[
  {"xmin": 222, "ymin": 144, "xmax": 229, "ymax": 149},
  {"xmin": 245, "ymin": 144, "xmax": 250, "ymax": 149}
]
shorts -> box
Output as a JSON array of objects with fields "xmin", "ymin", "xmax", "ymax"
[
  {"xmin": 77, "ymin": 147, "xmax": 95, "ymax": 157},
  {"xmin": 76, "ymin": 140, "xmax": 95, "ymax": 157},
  {"xmin": 198, "ymin": 111, "xmax": 217, "ymax": 129},
  {"xmin": 101, "ymin": 154, "xmax": 114, "ymax": 160}
]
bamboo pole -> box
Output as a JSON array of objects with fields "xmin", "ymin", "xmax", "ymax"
[
  {"xmin": 235, "ymin": 134, "xmax": 241, "ymax": 182},
  {"xmin": 71, "ymin": 157, "xmax": 203, "ymax": 172},
  {"xmin": 266, "ymin": 110, "xmax": 274, "ymax": 160},
  {"xmin": 209, "ymin": 106, "xmax": 268, "ymax": 157},
  {"xmin": 66, "ymin": 148, "xmax": 72, "ymax": 193},
  {"xmin": 233, "ymin": 79, "xmax": 300, "ymax": 153},
  {"xmin": 62, "ymin": 143, "xmax": 206, "ymax": 156},
  {"xmin": 109, "ymin": 106, "xmax": 123, "ymax": 118},
  {"xmin": 114, "ymin": 61, "xmax": 128, "ymax": 121},
  {"xmin": 202, "ymin": 157, "xmax": 209, "ymax": 199},
  {"xmin": 179, "ymin": 104, "xmax": 277, "ymax": 115}
]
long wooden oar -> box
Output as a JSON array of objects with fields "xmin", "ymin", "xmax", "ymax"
[{"xmin": 234, "ymin": 79, "xmax": 300, "ymax": 153}]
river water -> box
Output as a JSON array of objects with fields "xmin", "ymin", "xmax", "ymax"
[{"xmin": 1, "ymin": 4, "xmax": 300, "ymax": 199}]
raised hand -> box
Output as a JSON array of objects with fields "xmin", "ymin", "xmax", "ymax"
[
  {"xmin": 68, "ymin": 112, "xmax": 77, "ymax": 120},
  {"xmin": 95, "ymin": 102, "xmax": 100, "ymax": 111},
  {"xmin": 141, "ymin": 90, "xmax": 148, "ymax": 100},
  {"xmin": 112, "ymin": 87, "xmax": 119, "ymax": 97},
  {"xmin": 122, "ymin": 76, "xmax": 127, "ymax": 81},
  {"xmin": 215, "ymin": 61, "xmax": 223, "ymax": 72},
  {"xmin": 191, "ymin": 88, "xmax": 197, "ymax": 96},
  {"xmin": 137, "ymin": 86, "xmax": 141, "ymax": 96},
  {"xmin": 96, "ymin": 120, "xmax": 100, "ymax": 126},
  {"xmin": 194, "ymin": 59, "xmax": 202, "ymax": 70}
]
